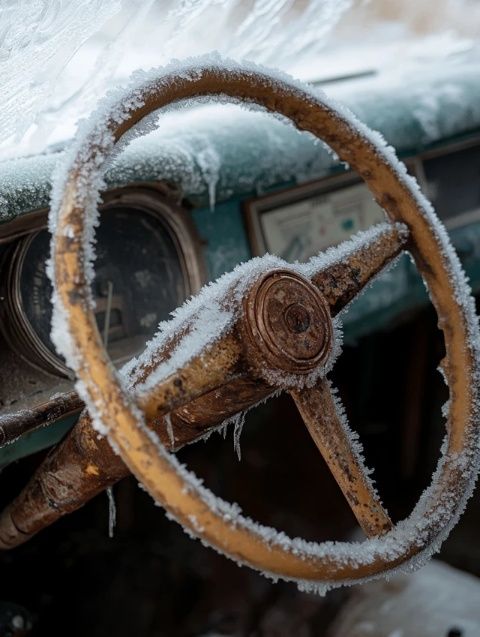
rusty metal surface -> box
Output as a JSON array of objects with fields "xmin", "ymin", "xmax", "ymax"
[
  {"xmin": 0, "ymin": 391, "xmax": 82, "ymax": 447},
  {"xmin": 311, "ymin": 224, "xmax": 407, "ymax": 316},
  {"xmin": 242, "ymin": 270, "xmax": 333, "ymax": 378},
  {"xmin": 0, "ymin": 376, "xmax": 275, "ymax": 547},
  {"xmin": 0, "ymin": 242, "xmax": 402, "ymax": 549},
  {"xmin": 291, "ymin": 381, "xmax": 392, "ymax": 538}
]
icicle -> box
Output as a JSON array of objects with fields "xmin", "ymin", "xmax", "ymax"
[
  {"xmin": 233, "ymin": 412, "xmax": 245, "ymax": 461},
  {"xmin": 165, "ymin": 413, "xmax": 175, "ymax": 448},
  {"xmin": 196, "ymin": 145, "xmax": 220, "ymax": 211},
  {"xmin": 218, "ymin": 422, "xmax": 228, "ymax": 439},
  {"xmin": 107, "ymin": 486, "xmax": 117, "ymax": 539}
]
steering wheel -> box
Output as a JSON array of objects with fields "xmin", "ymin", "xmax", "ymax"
[{"xmin": 27, "ymin": 59, "xmax": 480, "ymax": 589}]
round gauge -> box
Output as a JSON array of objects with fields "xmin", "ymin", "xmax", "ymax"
[{"xmin": 4, "ymin": 195, "xmax": 203, "ymax": 376}]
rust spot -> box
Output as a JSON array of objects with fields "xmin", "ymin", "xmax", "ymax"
[
  {"xmin": 346, "ymin": 490, "xmax": 359, "ymax": 506},
  {"xmin": 284, "ymin": 303, "xmax": 311, "ymax": 333},
  {"xmin": 380, "ymin": 192, "xmax": 400, "ymax": 215}
]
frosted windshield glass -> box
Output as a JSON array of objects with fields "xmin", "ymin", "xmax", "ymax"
[{"xmin": 1, "ymin": 0, "xmax": 477, "ymax": 160}]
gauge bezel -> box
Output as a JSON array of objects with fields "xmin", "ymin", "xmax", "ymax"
[{"xmin": 1, "ymin": 184, "xmax": 205, "ymax": 377}]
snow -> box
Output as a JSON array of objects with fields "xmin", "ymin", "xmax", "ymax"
[
  {"xmin": 3, "ymin": 56, "xmax": 480, "ymax": 227},
  {"xmin": 330, "ymin": 561, "xmax": 480, "ymax": 636},
  {"xmin": 48, "ymin": 54, "xmax": 480, "ymax": 593},
  {"xmin": 108, "ymin": 101, "xmax": 336, "ymax": 210}
]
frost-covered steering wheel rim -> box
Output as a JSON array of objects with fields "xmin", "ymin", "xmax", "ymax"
[{"xmin": 50, "ymin": 57, "xmax": 480, "ymax": 590}]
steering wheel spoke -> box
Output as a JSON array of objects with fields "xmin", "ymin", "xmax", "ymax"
[
  {"xmin": 291, "ymin": 380, "xmax": 392, "ymax": 538},
  {"xmin": 311, "ymin": 222, "xmax": 409, "ymax": 316},
  {"xmin": 137, "ymin": 330, "xmax": 245, "ymax": 421}
]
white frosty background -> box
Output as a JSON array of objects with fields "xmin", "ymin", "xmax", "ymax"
[{"xmin": 0, "ymin": 0, "xmax": 478, "ymax": 160}]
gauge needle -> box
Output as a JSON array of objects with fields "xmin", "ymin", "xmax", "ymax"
[{"xmin": 103, "ymin": 280, "xmax": 114, "ymax": 349}]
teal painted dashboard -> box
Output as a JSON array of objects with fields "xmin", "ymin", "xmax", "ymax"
[{"xmin": 2, "ymin": 58, "xmax": 480, "ymax": 462}]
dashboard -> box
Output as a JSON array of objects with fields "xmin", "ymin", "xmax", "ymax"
[{"xmin": 1, "ymin": 97, "xmax": 480, "ymax": 463}]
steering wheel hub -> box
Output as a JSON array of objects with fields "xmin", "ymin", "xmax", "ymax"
[{"xmin": 243, "ymin": 270, "xmax": 334, "ymax": 377}]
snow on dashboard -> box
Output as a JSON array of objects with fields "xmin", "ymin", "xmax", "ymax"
[{"xmin": 47, "ymin": 54, "xmax": 480, "ymax": 593}]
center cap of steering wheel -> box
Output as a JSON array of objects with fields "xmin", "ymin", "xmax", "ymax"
[{"xmin": 243, "ymin": 269, "xmax": 333, "ymax": 376}]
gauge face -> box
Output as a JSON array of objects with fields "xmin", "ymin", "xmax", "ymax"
[{"xmin": 14, "ymin": 206, "xmax": 189, "ymax": 373}]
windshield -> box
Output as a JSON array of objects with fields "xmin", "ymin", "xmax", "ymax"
[{"xmin": 1, "ymin": 0, "xmax": 478, "ymax": 160}]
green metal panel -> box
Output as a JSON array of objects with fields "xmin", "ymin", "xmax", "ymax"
[
  {"xmin": 191, "ymin": 197, "xmax": 252, "ymax": 279},
  {"xmin": 0, "ymin": 415, "xmax": 76, "ymax": 467}
]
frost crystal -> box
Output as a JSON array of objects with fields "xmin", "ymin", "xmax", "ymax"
[{"xmin": 0, "ymin": 0, "xmax": 122, "ymax": 159}]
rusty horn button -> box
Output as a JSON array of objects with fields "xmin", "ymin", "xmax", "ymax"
[{"xmin": 243, "ymin": 270, "xmax": 334, "ymax": 377}]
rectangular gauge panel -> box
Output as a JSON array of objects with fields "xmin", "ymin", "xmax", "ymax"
[{"xmin": 244, "ymin": 176, "xmax": 386, "ymax": 262}]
